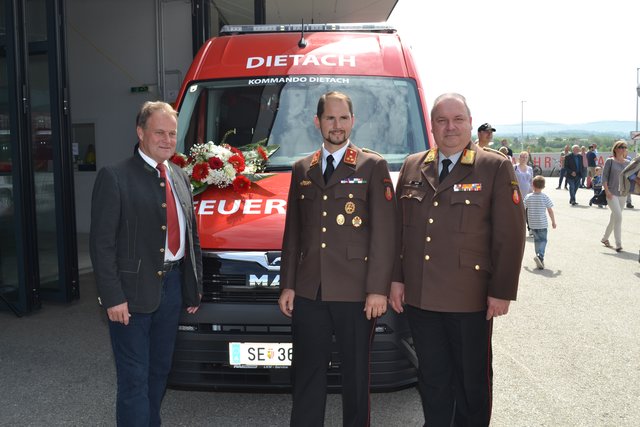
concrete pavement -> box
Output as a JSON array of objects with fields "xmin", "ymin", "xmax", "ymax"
[{"xmin": 1, "ymin": 185, "xmax": 639, "ymax": 426}]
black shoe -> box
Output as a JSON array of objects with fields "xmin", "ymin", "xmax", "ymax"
[
  {"xmin": 626, "ymin": 203, "xmax": 634, "ymax": 208},
  {"xmin": 589, "ymin": 201, "xmax": 592, "ymax": 206},
  {"xmin": 555, "ymin": 187, "xmax": 561, "ymax": 189}
]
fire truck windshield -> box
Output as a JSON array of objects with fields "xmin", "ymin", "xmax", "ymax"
[{"xmin": 176, "ymin": 76, "xmax": 428, "ymax": 171}]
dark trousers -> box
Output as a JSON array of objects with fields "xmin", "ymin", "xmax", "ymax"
[
  {"xmin": 567, "ymin": 176, "xmax": 580, "ymax": 203},
  {"xmin": 557, "ymin": 168, "xmax": 566, "ymax": 188},
  {"xmin": 290, "ymin": 296, "xmax": 375, "ymax": 427},
  {"xmin": 406, "ymin": 306, "xmax": 492, "ymax": 427},
  {"xmin": 108, "ymin": 268, "xmax": 183, "ymax": 427}
]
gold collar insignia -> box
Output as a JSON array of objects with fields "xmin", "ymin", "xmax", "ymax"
[
  {"xmin": 424, "ymin": 148, "xmax": 437, "ymax": 164},
  {"xmin": 460, "ymin": 149, "xmax": 476, "ymax": 165}
]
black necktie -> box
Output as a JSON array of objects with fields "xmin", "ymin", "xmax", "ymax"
[
  {"xmin": 324, "ymin": 154, "xmax": 335, "ymax": 183},
  {"xmin": 439, "ymin": 159, "xmax": 452, "ymax": 183}
]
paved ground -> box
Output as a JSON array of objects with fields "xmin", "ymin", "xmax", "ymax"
[{"xmin": 1, "ymin": 186, "xmax": 639, "ymax": 426}]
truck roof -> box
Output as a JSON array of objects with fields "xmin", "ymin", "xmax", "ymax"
[{"xmin": 181, "ymin": 23, "xmax": 419, "ymax": 85}]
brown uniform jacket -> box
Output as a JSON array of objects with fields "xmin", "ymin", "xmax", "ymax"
[
  {"xmin": 280, "ymin": 144, "xmax": 397, "ymax": 302},
  {"xmin": 392, "ymin": 143, "xmax": 525, "ymax": 312}
]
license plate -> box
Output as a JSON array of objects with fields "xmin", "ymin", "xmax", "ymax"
[{"xmin": 229, "ymin": 342, "xmax": 292, "ymax": 366}]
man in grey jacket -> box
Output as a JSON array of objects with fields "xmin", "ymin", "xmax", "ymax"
[{"xmin": 90, "ymin": 101, "xmax": 202, "ymax": 426}]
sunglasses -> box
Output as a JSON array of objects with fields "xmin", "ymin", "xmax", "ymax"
[{"xmin": 618, "ymin": 145, "xmax": 628, "ymax": 149}]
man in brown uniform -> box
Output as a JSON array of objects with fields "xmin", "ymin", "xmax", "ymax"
[
  {"xmin": 279, "ymin": 91, "xmax": 396, "ymax": 427},
  {"xmin": 390, "ymin": 93, "xmax": 525, "ymax": 426}
]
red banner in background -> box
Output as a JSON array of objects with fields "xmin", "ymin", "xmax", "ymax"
[{"xmin": 526, "ymin": 152, "xmax": 608, "ymax": 176}]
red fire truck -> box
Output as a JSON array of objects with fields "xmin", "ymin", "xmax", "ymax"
[{"xmin": 168, "ymin": 23, "xmax": 431, "ymax": 390}]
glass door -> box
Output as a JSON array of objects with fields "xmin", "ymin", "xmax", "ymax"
[{"xmin": 0, "ymin": 0, "xmax": 78, "ymax": 315}]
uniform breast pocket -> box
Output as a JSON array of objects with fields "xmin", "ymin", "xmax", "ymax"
[
  {"xmin": 400, "ymin": 186, "xmax": 427, "ymax": 227},
  {"xmin": 297, "ymin": 190, "xmax": 317, "ymax": 226},
  {"xmin": 334, "ymin": 185, "xmax": 368, "ymax": 227},
  {"xmin": 450, "ymin": 192, "xmax": 485, "ymax": 232}
]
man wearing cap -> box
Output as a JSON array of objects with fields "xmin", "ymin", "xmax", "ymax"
[
  {"xmin": 475, "ymin": 122, "xmax": 496, "ymax": 148},
  {"xmin": 390, "ymin": 93, "xmax": 525, "ymax": 426}
]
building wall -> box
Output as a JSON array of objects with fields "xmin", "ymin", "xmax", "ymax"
[{"xmin": 66, "ymin": 0, "xmax": 193, "ymax": 233}]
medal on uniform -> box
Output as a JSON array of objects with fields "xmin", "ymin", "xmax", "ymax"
[
  {"xmin": 352, "ymin": 216, "xmax": 362, "ymax": 227},
  {"xmin": 345, "ymin": 201, "xmax": 356, "ymax": 214},
  {"xmin": 385, "ymin": 186, "xmax": 393, "ymax": 201},
  {"xmin": 336, "ymin": 214, "xmax": 345, "ymax": 225}
]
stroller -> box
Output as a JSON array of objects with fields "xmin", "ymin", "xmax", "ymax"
[{"xmin": 589, "ymin": 189, "xmax": 607, "ymax": 207}]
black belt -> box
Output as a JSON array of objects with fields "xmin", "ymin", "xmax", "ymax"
[{"xmin": 163, "ymin": 259, "xmax": 183, "ymax": 272}]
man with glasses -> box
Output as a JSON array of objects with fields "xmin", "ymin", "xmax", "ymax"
[{"xmin": 564, "ymin": 144, "xmax": 583, "ymax": 205}]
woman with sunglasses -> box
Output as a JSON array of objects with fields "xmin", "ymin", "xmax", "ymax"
[{"xmin": 600, "ymin": 140, "xmax": 631, "ymax": 252}]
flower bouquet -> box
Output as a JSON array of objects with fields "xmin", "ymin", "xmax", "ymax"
[{"xmin": 170, "ymin": 131, "xmax": 279, "ymax": 195}]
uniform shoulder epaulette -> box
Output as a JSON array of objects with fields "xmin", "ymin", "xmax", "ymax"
[
  {"xmin": 361, "ymin": 147, "xmax": 382, "ymax": 157},
  {"xmin": 482, "ymin": 146, "xmax": 508, "ymax": 159}
]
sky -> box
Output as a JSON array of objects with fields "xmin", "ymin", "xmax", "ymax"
[{"xmin": 388, "ymin": 0, "xmax": 640, "ymax": 128}]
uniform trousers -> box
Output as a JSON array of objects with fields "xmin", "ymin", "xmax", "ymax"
[
  {"xmin": 108, "ymin": 268, "xmax": 183, "ymax": 427},
  {"xmin": 406, "ymin": 305, "xmax": 493, "ymax": 427},
  {"xmin": 290, "ymin": 296, "xmax": 376, "ymax": 427}
]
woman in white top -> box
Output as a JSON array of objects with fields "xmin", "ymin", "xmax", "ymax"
[
  {"xmin": 514, "ymin": 151, "xmax": 534, "ymax": 196},
  {"xmin": 601, "ymin": 140, "xmax": 631, "ymax": 252}
]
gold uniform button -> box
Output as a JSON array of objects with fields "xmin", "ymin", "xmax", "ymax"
[
  {"xmin": 465, "ymin": 200, "xmax": 471, "ymax": 205},
  {"xmin": 301, "ymin": 194, "xmax": 305, "ymax": 199},
  {"xmin": 475, "ymin": 265, "xmax": 480, "ymax": 270},
  {"xmin": 160, "ymin": 248, "xmax": 164, "ymax": 253},
  {"xmin": 160, "ymin": 182, "xmax": 165, "ymax": 187},
  {"xmin": 322, "ymin": 227, "xmax": 327, "ymax": 232},
  {"xmin": 424, "ymin": 255, "xmax": 430, "ymax": 261},
  {"xmin": 321, "ymin": 243, "xmax": 326, "ymax": 248},
  {"xmin": 162, "ymin": 203, "xmax": 167, "ymax": 208},
  {"xmin": 349, "ymin": 194, "xmax": 354, "ymax": 199},
  {"xmin": 364, "ymin": 257, "xmax": 368, "ymax": 261},
  {"xmin": 322, "ymin": 211, "xmax": 327, "ymax": 216},
  {"xmin": 426, "ymin": 236, "xmax": 431, "ymax": 242},
  {"xmin": 157, "ymin": 271, "xmax": 163, "ymax": 277},
  {"xmin": 161, "ymin": 225, "xmax": 167, "ymax": 230},
  {"xmin": 323, "ymin": 195, "xmax": 328, "ymax": 200},
  {"xmin": 428, "ymin": 218, "xmax": 434, "ymax": 224},
  {"xmin": 433, "ymin": 201, "xmax": 439, "ymax": 207}
]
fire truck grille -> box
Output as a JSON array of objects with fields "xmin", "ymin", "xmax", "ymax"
[{"xmin": 201, "ymin": 252, "xmax": 281, "ymax": 303}]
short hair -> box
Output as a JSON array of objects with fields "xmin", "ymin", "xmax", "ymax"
[
  {"xmin": 136, "ymin": 101, "xmax": 177, "ymax": 129},
  {"xmin": 532, "ymin": 175, "xmax": 545, "ymax": 189},
  {"xmin": 431, "ymin": 93, "xmax": 471, "ymax": 118},
  {"xmin": 316, "ymin": 91, "xmax": 353, "ymax": 118}
]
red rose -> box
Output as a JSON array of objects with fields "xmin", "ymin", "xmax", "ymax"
[
  {"xmin": 232, "ymin": 175, "xmax": 251, "ymax": 193},
  {"xmin": 191, "ymin": 162, "xmax": 210, "ymax": 181},
  {"xmin": 228, "ymin": 154, "xmax": 246, "ymax": 173},
  {"xmin": 170, "ymin": 153, "xmax": 187, "ymax": 168},
  {"xmin": 208, "ymin": 156, "xmax": 223, "ymax": 170},
  {"xmin": 256, "ymin": 146, "xmax": 268, "ymax": 161},
  {"xmin": 225, "ymin": 144, "xmax": 243, "ymax": 156}
]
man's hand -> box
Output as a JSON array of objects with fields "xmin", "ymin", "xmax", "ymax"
[
  {"xmin": 364, "ymin": 293, "xmax": 387, "ymax": 320},
  {"xmin": 486, "ymin": 296, "xmax": 511, "ymax": 320},
  {"xmin": 186, "ymin": 293, "xmax": 202, "ymax": 314},
  {"xmin": 107, "ymin": 302, "xmax": 131, "ymax": 325},
  {"xmin": 279, "ymin": 289, "xmax": 295, "ymax": 317},
  {"xmin": 389, "ymin": 282, "xmax": 405, "ymax": 314}
]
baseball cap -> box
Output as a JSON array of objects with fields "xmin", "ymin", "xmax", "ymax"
[{"xmin": 478, "ymin": 123, "xmax": 496, "ymax": 132}]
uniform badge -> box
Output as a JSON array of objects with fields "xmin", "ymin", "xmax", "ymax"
[
  {"xmin": 460, "ymin": 149, "xmax": 476, "ymax": 165},
  {"xmin": 336, "ymin": 214, "xmax": 345, "ymax": 225},
  {"xmin": 344, "ymin": 147, "xmax": 358, "ymax": 166},
  {"xmin": 512, "ymin": 189, "xmax": 520, "ymax": 205},
  {"xmin": 310, "ymin": 150, "xmax": 321, "ymax": 168},
  {"xmin": 345, "ymin": 202, "xmax": 356, "ymax": 214},
  {"xmin": 424, "ymin": 149, "xmax": 437, "ymax": 164},
  {"xmin": 352, "ymin": 216, "xmax": 362, "ymax": 227},
  {"xmin": 385, "ymin": 186, "xmax": 393, "ymax": 201},
  {"xmin": 300, "ymin": 180, "xmax": 312, "ymax": 186}
]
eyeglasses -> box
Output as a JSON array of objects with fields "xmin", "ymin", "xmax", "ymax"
[{"xmin": 618, "ymin": 145, "xmax": 628, "ymax": 149}]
